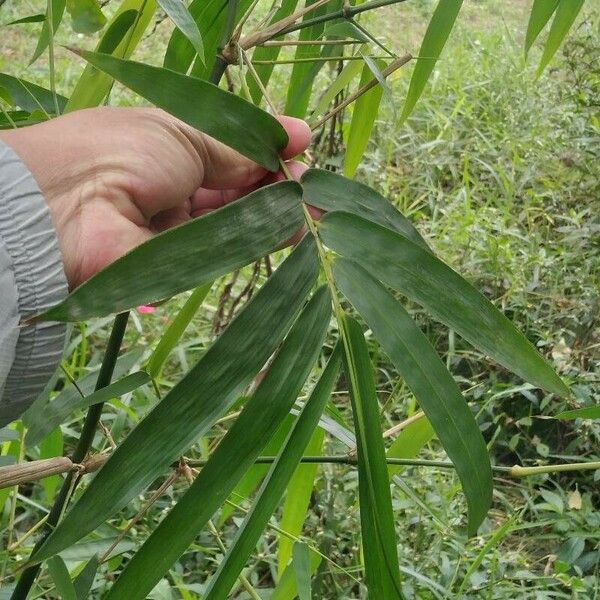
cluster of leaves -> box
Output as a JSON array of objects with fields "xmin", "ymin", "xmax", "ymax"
[{"xmin": 0, "ymin": 0, "xmax": 594, "ymax": 598}]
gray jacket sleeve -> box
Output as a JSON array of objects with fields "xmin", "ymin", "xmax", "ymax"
[{"xmin": 0, "ymin": 141, "xmax": 68, "ymax": 427}]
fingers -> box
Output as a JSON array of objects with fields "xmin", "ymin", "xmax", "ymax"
[
  {"xmin": 190, "ymin": 160, "xmax": 308, "ymax": 217},
  {"xmin": 185, "ymin": 116, "xmax": 311, "ymax": 191}
]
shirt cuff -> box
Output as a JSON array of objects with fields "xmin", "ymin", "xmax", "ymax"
[{"xmin": 0, "ymin": 141, "xmax": 68, "ymax": 427}]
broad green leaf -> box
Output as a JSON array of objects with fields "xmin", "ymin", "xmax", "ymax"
[
  {"xmin": 39, "ymin": 427, "xmax": 64, "ymax": 501},
  {"xmin": 343, "ymin": 60, "xmax": 385, "ymax": 177},
  {"xmin": 310, "ymin": 57, "xmax": 363, "ymax": 123},
  {"xmin": 536, "ymin": 0, "xmax": 585, "ymax": 77},
  {"xmin": 387, "ymin": 417, "xmax": 435, "ymax": 476},
  {"xmin": 146, "ymin": 283, "xmax": 212, "ymax": 378},
  {"xmin": 272, "ymin": 552, "xmax": 322, "ymax": 600},
  {"xmin": 293, "ymin": 542, "xmax": 312, "ymax": 600},
  {"xmin": 246, "ymin": 0, "xmax": 301, "ymax": 103},
  {"xmin": 67, "ymin": 0, "xmax": 107, "ymax": 34},
  {"xmin": 319, "ymin": 211, "xmax": 569, "ymax": 397},
  {"xmin": 203, "ymin": 342, "xmax": 340, "ymax": 600},
  {"xmin": 556, "ymin": 405, "xmax": 600, "ymax": 420},
  {"xmin": 38, "ymin": 182, "xmax": 304, "ymax": 321},
  {"xmin": 31, "ymin": 0, "xmax": 66, "ymax": 64},
  {"xmin": 75, "ymin": 49, "xmax": 287, "ymax": 170},
  {"xmin": 73, "ymin": 555, "xmax": 99, "ymax": 600},
  {"xmin": 106, "ymin": 281, "xmax": 330, "ymax": 600},
  {"xmin": 277, "ymin": 427, "xmax": 324, "ymax": 575},
  {"xmin": 0, "ymin": 73, "xmax": 67, "ymax": 113},
  {"xmin": 2, "ymin": 14, "xmax": 46, "ymax": 25},
  {"xmin": 525, "ymin": 0, "xmax": 559, "ymax": 55},
  {"xmin": 284, "ymin": 0, "xmax": 331, "ymax": 118},
  {"xmin": 335, "ymin": 259, "xmax": 492, "ymax": 534},
  {"xmin": 32, "ymin": 236, "xmax": 319, "ymax": 564},
  {"xmin": 341, "ymin": 315, "xmax": 402, "ymax": 598},
  {"xmin": 157, "ymin": 0, "xmax": 204, "ymax": 64},
  {"xmin": 23, "ymin": 350, "xmax": 143, "ymax": 443},
  {"xmin": 47, "ymin": 557, "xmax": 77, "ymax": 600},
  {"xmin": 399, "ymin": 0, "xmax": 463, "ymax": 123},
  {"xmin": 300, "ymin": 168, "xmax": 429, "ymax": 251},
  {"xmin": 65, "ymin": 0, "xmax": 156, "ymax": 111},
  {"xmin": 27, "ymin": 372, "xmax": 150, "ymax": 445}
]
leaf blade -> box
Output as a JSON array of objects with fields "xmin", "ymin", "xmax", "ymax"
[
  {"xmin": 524, "ymin": 0, "xmax": 559, "ymax": 56},
  {"xmin": 157, "ymin": 0, "xmax": 204, "ymax": 63},
  {"xmin": 334, "ymin": 259, "xmax": 492, "ymax": 533},
  {"xmin": 39, "ymin": 182, "xmax": 304, "ymax": 321},
  {"xmin": 31, "ymin": 235, "xmax": 319, "ymax": 564},
  {"xmin": 319, "ymin": 211, "xmax": 569, "ymax": 397}
]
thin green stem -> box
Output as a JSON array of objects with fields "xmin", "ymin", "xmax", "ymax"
[
  {"xmin": 275, "ymin": 0, "xmax": 409, "ymax": 38},
  {"xmin": 211, "ymin": 0, "xmax": 240, "ymax": 83},
  {"xmin": 253, "ymin": 54, "xmax": 389, "ymax": 65},
  {"xmin": 11, "ymin": 313, "xmax": 129, "ymax": 600}
]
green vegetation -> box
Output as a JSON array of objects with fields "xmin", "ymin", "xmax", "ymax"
[{"xmin": 0, "ymin": 0, "xmax": 598, "ymax": 598}]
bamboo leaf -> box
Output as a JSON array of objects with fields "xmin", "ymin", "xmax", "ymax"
[
  {"xmin": 301, "ymin": 169, "xmax": 429, "ymax": 251},
  {"xmin": 47, "ymin": 557, "xmax": 77, "ymax": 600},
  {"xmin": 65, "ymin": 0, "xmax": 156, "ymax": 111},
  {"xmin": 399, "ymin": 0, "xmax": 463, "ymax": 123},
  {"xmin": 0, "ymin": 73, "xmax": 67, "ymax": 113},
  {"xmin": 24, "ymin": 350, "xmax": 143, "ymax": 444},
  {"xmin": 157, "ymin": 0, "xmax": 204, "ymax": 64},
  {"xmin": 277, "ymin": 427, "xmax": 324, "ymax": 575},
  {"xmin": 39, "ymin": 427, "xmax": 64, "ymax": 501},
  {"xmin": 334, "ymin": 259, "xmax": 492, "ymax": 534},
  {"xmin": 106, "ymin": 281, "xmax": 330, "ymax": 600},
  {"xmin": 31, "ymin": 236, "xmax": 319, "ymax": 565},
  {"xmin": 203, "ymin": 343, "xmax": 340, "ymax": 600},
  {"xmin": 38, "ymin": 182, "xmax": 304, "ymax": 321},
  {"xmin": 524, "ymin": 0, "xmax": 559, "ymax": 56},
  {"xmin": 31, "ymin": 0, "xmax": 66, "ymax": 64},
  {"xmin": 146, "ymin": 283, "xmax": 212, "ymax": 378},
  {"xmin": 293, "ymin": 542, "xmax": 312, "ymax": 600},
  {"xmin": 387, "ymin": 417, "xmax": 435, "ymax": 476},
  {"xmin": 319, "ymin": 212, "xmax": 569, "ymax": 397},
  {"xmin": 272, "ymin": 552, "xmax": 322, "ymax": 600},
  {"xmin": 73, "ymin": 555, "xmax": 99, "ymax": 600},
  {"xmin": 343, "ymin": 59, "xmax": 385, "ymax": 177},
  {"xmin": 27, "ymin": 372, "xmax": 150, "ymax": 446},
  {"xmin": 341, "ymin": 315, "xmax": 402, "ymax": 598},
  {"xmin": 556, "ymin": 405, "xmax": 600, "ymax": 420},
  {"xmin": 2, "ymin": 14, "xmax": 46, "ymax": 25},
  {"xmin": 75, "ymin": 50, "xmax": 287, "ymax": 170},
  {"xmin": 536, "ymin": 0, "xmax": 584, "ymax": 77},
  {"xmin": 66, "ymin": 0, "xmax": 107, "ymax": 34},
  {"xmin": 247, "ymin": 0, "xmax": 301, "ymax": 104}
]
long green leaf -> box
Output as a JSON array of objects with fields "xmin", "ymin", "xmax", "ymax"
[
  {"xmin": 293, "ymin": 542, "xmax": 312, "ymax": 600},
  {"xmin": 272, "ymin": 552, "xmax": 322, "ymax": 600},
  {"xmin": 106, "ymin": 282, "xmax": 330, "ymax": 600},
  {"xmin": 47, "ymin": 557, "xmax": 77, "ymax": 600},
  {"xmin": 277, "ymin": 426, "xmax": 324, "ymax": 575},
  {"xmin": 343, "ymin": 60, "xmax": 385, "ymax": 177},
  {"xmin": 73, "ymin": 555, "xmax": 99, "ymax": 600},
  {"xmin": 2, "ymin": 14, "xmax": 46, "ymax": 25},
  {"xmin": 536, "ymin": 0, "xmax": 584, "ymax": 77},
  {"xmin": 75, "ymin": 50, "xmax": 287, "ymax": 170},
  {"xmin": 157, "ymin": 0, "xmax": 204, "ymax": 63},
  {"xmin": 39, "ymin": 427, "xmax": 64, "ymax": 501},
  {"xmin": 65, "ymin": 0, "xmax": 156, "ymax": 111},
  {"xmin": 24, "ymin": 350, "xmax": 142, "ymax": 444},
  {"xmin": 0, "ymin": 73, "xmax": 67, "ymax": 113},
  {"xmin": 387, "ymin": 417, "xmax": 435, "ymax": 476},
  {"xmin": 335, "ymin": 259, "xmax": 492, "ymax": 534},
  {"xmin": 399, "ymin": 0, "xmax": 463, "ymax": 123},
  {"xmin": 31, "ymin": 0, "xmax": 66, "ymax": 64},
  {"xmin": 301, "ymin": 168, "xmax": 429, "ymax": 251},
  {"xmin": 247, "ymin": 0, "xmax": 301, "ymax": 103},
  {"xmin": 31, "ymin": 235, "xmax": 319, "ymax": 564},
  {"xmin": 146, "ymin": 283, "xmax": 212, "ymax": 378},
  {"xmin": 556, "ymin": 405, "xmax": 600, "ymax": 421},
  {"xmin": 27, "ymin": 372, "xmax": 150, "ymax": 446},
  {"xmin": 341, "ymin": 315, "xmax": 402, "ymax": 598},
  {"xmin": 66, "ymin": 0, "xmax": 107, "ymax": 34},
  {"xmin": 203, "ymin": 343, "xmax": 340, "ymax": 600},
  {"xmin": 524, "ymin": 0, "xmax": 559, "ymax": 56},
  {"xmin": 38, "ymin": 182, "xmax": 304, "ymax": 321},
  {"xmin": 319, "ymin": 211, "xmax": 569, "ymax": 397}
]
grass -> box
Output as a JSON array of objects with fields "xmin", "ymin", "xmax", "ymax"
[{"xmin": 1, "ymin": 0, "xmax": 599, "ymax": 598}]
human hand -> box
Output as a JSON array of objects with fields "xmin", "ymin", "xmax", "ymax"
[{"xmin": 0, "ymin": 107, "xmax": 311, "ymax": 289}]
